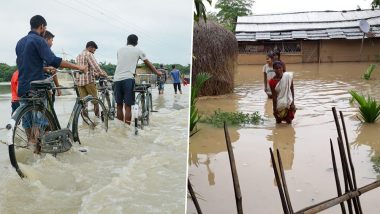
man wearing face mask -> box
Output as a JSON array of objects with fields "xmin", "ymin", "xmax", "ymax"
[{"xmin": 15, "ymin": 15, "xmax": 87, "ymax": 98}]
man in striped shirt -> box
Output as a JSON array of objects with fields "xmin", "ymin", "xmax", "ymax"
[{"xmin": 76, "ymin": 41, "xmax": 108, "ymax": 115}]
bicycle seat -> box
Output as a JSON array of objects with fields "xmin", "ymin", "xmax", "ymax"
[{"xmin": 30, "ymin": 79, "xmax": 52, "ymax": 90}]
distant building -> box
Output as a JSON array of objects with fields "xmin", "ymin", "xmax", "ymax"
[{"xmin": 235, "ymin": 9, "xmax": 380, "ymax": 64}]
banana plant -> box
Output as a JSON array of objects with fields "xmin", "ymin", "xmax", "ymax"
[
  {"xmin": 349, "ymin": 90, "xmax": 380, "ymax": 123},
  {"xmin": 363, "ymin": 64, "xmax": 376, "ymax": 80}
]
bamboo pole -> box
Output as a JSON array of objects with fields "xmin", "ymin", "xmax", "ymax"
[
  {"xmin": 277, "ymin": 149, "xmax": 294, "ymax": 213},
  {"xmin": 339, "ymin": 111, "xmax": 363, "ymax": 213},
  {"xmin": 188, "ymin": 178, "xmax": 203, "ymax": 214},
  {"xmin": 224, "ymin": 122, "xmax": 243, "ymax": 214},
  {"xmin": 294, "ymin": 180, "xmax": 380, "ymax": 214},
  {"xmin": 332, "ymin": 107, "xmax": 355, "ymax": 213},
  {"xmin": 330, "ymin": 139, "xmax": 346, "ymax": 214},
  {"xmin": 270, "ymin": 148, "xmax": 290, "ymax": 214}
]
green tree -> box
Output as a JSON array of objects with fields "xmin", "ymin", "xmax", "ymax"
[
  {"xmin": 194, "ymin": 0, "xmax": 212, "ymax": 22},
  {"xmin": 372, "ymin": 0, "xmax": 380, "ymax": 8},
  {"xmin": 0, "ymin": 63, "xmax": 17, "ymax": 82},
  {"xmin": 215, "ymin": 0, "xmax": 254, "ymax": 32},
  {"xmin": 99, "ymin": 61, "xmax": 117, "ymax": 76}
]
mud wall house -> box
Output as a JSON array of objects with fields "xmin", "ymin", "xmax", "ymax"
[{"xmin": 235, "ymin": 9, "xmax": 380, "ymax": 65}]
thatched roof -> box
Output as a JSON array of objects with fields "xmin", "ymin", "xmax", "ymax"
[{"xmin": 192, "ymin": 21, "xmax": 238, "ymax": 96}]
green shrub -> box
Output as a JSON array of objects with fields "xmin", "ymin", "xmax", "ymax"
[
  {"xmin": 190, "ymin": 72, "xmax": 211, "ymax": 136},
  {"xmin": 349, "ymin": 90, "xmax": 380, "ymax": 123},
  {"xmin": 201, "ymin": 109, "xmax": 262, "ymax": 127}
]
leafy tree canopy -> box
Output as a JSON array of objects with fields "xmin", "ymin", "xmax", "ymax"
[
  {"xmin": 372, "ymin": 0, "xmax": 380, "ymax": 8},
  {"xmin": 215, "ymin": 0, "xmax": 254, "ymax": 32}
]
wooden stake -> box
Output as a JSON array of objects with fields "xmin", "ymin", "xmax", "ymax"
[
  {"xmin": 330, "ymin": 139, "xmax": 346, "ymax": 214},
  {"xmin": 277, "ymin": 149, "xmax": 294, "ymax": 213},
  {"xmin": 224, "ymin": 122, "xmax": 243, "ymax": 214},
  {"xmin": 188, "ymin": 178, "xmax": 203, "ymax": 214},
  {"xmin": 270, "ymin": 148, "xmax": 290, "ymax": 214}
]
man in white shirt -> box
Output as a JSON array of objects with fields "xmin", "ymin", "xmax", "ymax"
[{"xmin": 114, "ymin": 34, "xmax": 162, "ymax": 124}]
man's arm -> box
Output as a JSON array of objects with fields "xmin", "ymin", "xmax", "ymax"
[
  {"xmin": 88, "ymin": 54, "xmax": 107, "ymax": 77},
  {"xmin": 143, "ymin": 59, "xmax": 162, "ymax": 76},
  {"xmin": 60, "ymin": 60, "xmax": 87, "ymax": 72}
]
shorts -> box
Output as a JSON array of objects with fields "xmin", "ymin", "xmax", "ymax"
[
  {"xmin": 114, "ymin": 79, "xmax": 135, "ymax": 106},
  {"xmin": 19, "ymin": 100, "xmax": 49, "ymax": 129},
  {"xmin": 158, "ymin": 82, "xmax": 165, "ymax": 90}
]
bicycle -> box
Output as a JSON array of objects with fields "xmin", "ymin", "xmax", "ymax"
[
  {"xmin": 97, "ymin": 76, "xmax": 116, "ymax": 120},
  {"xmin": 132, "ymin": 74, "xmax": 156, "ymax": 135},
  {"xmin": 6, "ymin": 69, "xmax": 108, "ymax": 178}
]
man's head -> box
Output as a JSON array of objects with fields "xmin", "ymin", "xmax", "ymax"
[
  {"xmin": 86, "ymin": 41, "xmax": 98, "ymax": 53},
  {"xmin": 44, "ymin": 30, "xmax": 55, "ymax": 48},
  {"xmin": 159, "ymin": 64, "xmax": 164, "ymax": 69},
  {"xmin": 171, "ymin": 65, "xmax": 176, "ymax": 69},
  {"xmin": 30, "ymin": 15, "xmax": 47, "ymax": 36},
  {"xmin": 127, "ymin": 34, "xmax": 138, "ymax": 46}
]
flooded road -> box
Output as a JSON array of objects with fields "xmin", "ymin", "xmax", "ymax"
[
  {"xmin": 0, "ymin": 83, "xmax": 189, "ymax": 213},
  {"xmin": 188, "ymin": 63, "xmax": 380, "ymax": 214}
]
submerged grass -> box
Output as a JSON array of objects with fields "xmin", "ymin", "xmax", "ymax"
[
  {"xmin": 201, "ymin": 109, "xmax": 262, "ymax": 127},
  {"xmin": 349, "ymin": 90, "xmax": 380, "ymax": 123}
]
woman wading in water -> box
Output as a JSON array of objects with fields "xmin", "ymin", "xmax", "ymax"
[{"xmin": 269, "ymin": 61, "xmax": 296, "ymax": 124}]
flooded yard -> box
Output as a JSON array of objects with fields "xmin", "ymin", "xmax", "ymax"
[{"xmin": 188, "ymin": 62, "xmax": 380, "ymax": 213}]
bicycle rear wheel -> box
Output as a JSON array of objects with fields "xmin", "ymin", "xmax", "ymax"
[
  {"xmin": 73, "ymin": 97, "xmax": 108, "ymax": 144},
  {"xmin": 134, "ymin": 93, "xmax": 145, "ymax": 132},
  {"xmin": 9, "ymin": 104, "xmax": 58, "ymax": 178},
  {"xmin": 144, "ymin": 92, "xmax": 153, "ymax": 125}
]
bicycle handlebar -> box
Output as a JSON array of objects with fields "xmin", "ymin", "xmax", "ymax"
[{"xmin": 56, "ymin": 69, "xmax": 83, "ymax": 75}]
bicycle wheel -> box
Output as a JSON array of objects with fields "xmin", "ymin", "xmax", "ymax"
[
  {"xmin": 134, "ymin": 93, "xmax": 145, "ymax": 130},
  {"xmin": 144, "ymin": 92, "xmax": 153, "ymax": 125},
  {"xmin": 9, "ymin": 104, "xmax": 58, "ymax": 178},
  {"xmin": 73, "ymin": 97, "xmax": 108, "ymax": 144}
]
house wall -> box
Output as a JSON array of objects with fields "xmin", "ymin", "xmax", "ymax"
[
  {"xmin": 319, "ymin": 38, "xmax": 380, "ymax": 62},
  {"xmin": 237, "ymin": 38, "xmax": 380, "ymax": 64}
]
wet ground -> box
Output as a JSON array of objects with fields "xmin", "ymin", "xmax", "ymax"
[
  {"xmin": 188, "ymin": 62, "xmax": 380, "ymax": 214},
  {"xmin": 0, "ymin": 82, "xmax": 189, "ymax": 213}
]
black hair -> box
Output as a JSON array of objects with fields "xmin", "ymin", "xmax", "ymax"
[
  {"xmin": 127, "ymin": 34, "xmax": 138, "ymax": 46},
  {"xmin": 273, "ymin": 61, "xmax": 283, "ymax": 69},
  {"xmin": 171, "ymin": 65, "xmax": 176, "ymax": 69},
  {"xmin": 30, "ymin": 15, "xmax": 47, "ymax": 30},
  {"xmin": 86, "ymin": 41, "xmax": 98, "ymax": 49},
  {"xmin": 44, "ymin": 30, "xmax": 55, "ymax": 40},
  {"xmin": 159, "ymin": 64, "xmax": 164, "ymax": 68}
]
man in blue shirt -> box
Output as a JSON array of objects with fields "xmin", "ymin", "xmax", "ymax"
[
  {"xmin": 16, "ymin": 15, "xmax": 87, "ymax": 97},
  {"xmin": 15, "ymin": 15, "xmax": 87, "ymax": 153},
  {"xmin": 170, "ymin": 65, "xmax": 183, "ymax": 94}
]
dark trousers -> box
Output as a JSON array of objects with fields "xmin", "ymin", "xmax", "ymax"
[{"xmin": 173, "ymin": 83, "xmax": 181, "ymax": 93}]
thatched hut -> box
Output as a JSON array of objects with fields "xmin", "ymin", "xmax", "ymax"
[{"xmin": 192, "ymin": 21, "xmax": 238, "ymax": 96}]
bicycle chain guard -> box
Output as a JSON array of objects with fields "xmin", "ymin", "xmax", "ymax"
[{"xmin": 40, "ymin": 128, "xmax": 73, "ymax": 153}]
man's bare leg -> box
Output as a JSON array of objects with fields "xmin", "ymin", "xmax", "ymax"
[
  {"xmin": 116, "ymin": 104, "xmax": 124, "ymax": 122},
  {"xmin": 124, "ymin": 105, "xmax": 132, "ymax": 125}
]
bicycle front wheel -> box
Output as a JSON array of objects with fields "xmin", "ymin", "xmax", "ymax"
[
  {"xmin": 134, "ymin": 93, "xmax": 145, "ymax": 130},
  {"xmin": 73, "ymin": 97, "xmax": 108, "ymax": 144},
  {"xmin": 144, "ymin": 92, "xmax": 153, "ymax": 125},
  {"xmin": 9, "ymin": 104, "xmax": 58, "ymax": 178}
]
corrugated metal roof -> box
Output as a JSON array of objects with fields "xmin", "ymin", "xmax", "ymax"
[{"xmin": 235, "ymin": 9, "xmax": 380, "ymax": 41}]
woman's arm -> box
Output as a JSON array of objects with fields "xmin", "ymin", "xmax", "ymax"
[
  {"xmin": 270, "ymin": 83, "xmax": 279, "ymax": 119},
  {"xmin": 264, "ymin": 72, "xmax": 267, "ymax": 91}
]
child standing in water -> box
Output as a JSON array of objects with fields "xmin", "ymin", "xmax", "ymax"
[
  {"xmin": 263, "ymin": 52, "xmax": 275, "ymax": 98},
  {"xmin": 269, "ymin": 61, "xmax": 295, "ymax": 124}
]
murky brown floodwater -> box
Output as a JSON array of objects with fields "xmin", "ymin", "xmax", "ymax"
[
  {"xmin": 0, "ymin": 81, "xmax": 189, "ymax": 213},
  {"xmin": 188, "ymin": 62, "xmax": 380, "ymax": 214}
]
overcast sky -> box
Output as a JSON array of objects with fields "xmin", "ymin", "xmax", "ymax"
[
  {"xmin": 208, "ymin": 0, "xmax": 373, "ymax": 14},
  {"xmin": 0, "ymin": 0, "xmax": 193, "ymax": 66}
]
